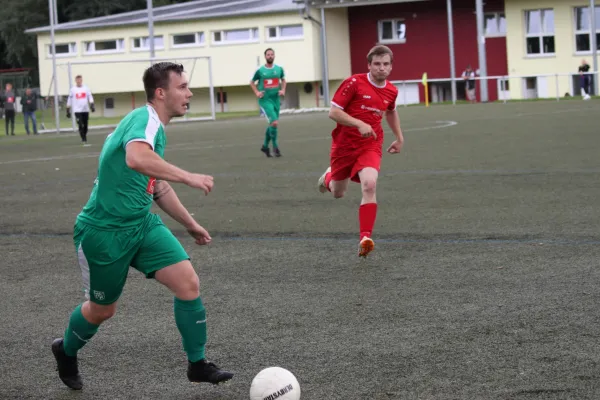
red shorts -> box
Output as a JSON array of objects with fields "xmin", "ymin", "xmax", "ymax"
[{"xmin": 330, "ymin": 146, "xmax": 382, "ymax": 183}]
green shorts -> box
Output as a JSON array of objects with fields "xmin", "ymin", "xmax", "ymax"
[
  {"xmin": 73, "ymin": 213, "xmax": 189, "ymax": 305},
  {"xmin": 259, "ymin": 98, "xmax": 280, "ymax": 123}
]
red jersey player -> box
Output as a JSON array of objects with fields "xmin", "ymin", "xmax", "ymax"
[{"xmin": 318, "ymin": 45, "xmax": 404, "ymax": 257}]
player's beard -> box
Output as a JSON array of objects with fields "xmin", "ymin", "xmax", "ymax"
[
  {"xmin": 168, "ymin": 100, "xmax": 188, "ymax": 118},
  {"xmin": 266, "ymin": 57, "xmax": 274, "ymax": 65}
]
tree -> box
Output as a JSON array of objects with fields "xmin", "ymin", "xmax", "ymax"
[
  {"xmin": 0, "ymin": 0, "xmax": 187, "ymax": 71},
  {"xmin": 0, "ymin": 0, "xmax": 48, "ymax": 69}
]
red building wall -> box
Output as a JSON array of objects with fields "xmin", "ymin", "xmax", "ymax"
[{"xmin": 347, "ymin": 0, "xmax": 507, "ymax": 102}]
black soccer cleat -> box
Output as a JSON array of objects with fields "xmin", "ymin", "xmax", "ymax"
[
  {"xmin": 51, "ymin": 338, "xmax": 83, "ymax": 390},
  {"xmin": 187, "ymin": 359, "xmax": 234, "ymax": 385},
  {"xmin": 261, "ymin": 146, "xmax": 272, "ymax": 157},
  {"xmin": 273, "ymin": 147, "xmax": 282, "ymax": 157}
]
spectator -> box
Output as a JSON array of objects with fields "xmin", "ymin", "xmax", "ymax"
[
  {"xmin": 462, "ymin": 65, "xmax": 477, "ymax": 104},
  {"xmin": 21, "ymin": 88, "xmax": 39, "ymax": 135},
  {"xmin": 0, "ymin": 83, "xmax": 16, "ymax": 135},
  {"xmin": 579, "ymin": 59, "xmax": 591, "ymax": 100}
]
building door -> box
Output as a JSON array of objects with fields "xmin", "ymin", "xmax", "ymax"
[
  {"xmin": 497, "ymin": 79, "xmax": 510, "ymax": 101},
  {"xmin": 430, "ymin": 82, "xmax": 453, "ymax": 103},
  {"xmin": 395, "ymin": 83, "xmax": 420, "ymax": 105},
  {"xmin": 536, "ymin": 77, "xmax": 549, "ymax": 98},
  {"xmin": 214, "ymin": 89, "xmax": 228, "ymax": 112},
  {"xmin": 104, "ymin": 97, "xmax": 115, "ymax": 117},
  {"xmin": 522, "ymin": 77, "xmax": 537, "ymax": 99},
  {"xmin": 282, "ymin": 83, "xmax": 299, "ymax": 109}
]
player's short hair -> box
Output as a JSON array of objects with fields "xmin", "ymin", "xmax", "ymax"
[
  {"xmin": 143, "ymin": 62, "xmax": 185, "ymax": 102},
  {"xmin": 264, "ymin": 48, "xmax": 275, "ymax": 56},
  {"xmin": 75, "ymin": 75, "xmax": 82, "ymax": 79},
  {"xmin": 367, "ymin": 45, "xmax": 394, "ymax": 64}
]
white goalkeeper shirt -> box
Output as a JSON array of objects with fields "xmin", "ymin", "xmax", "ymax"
[{"xmin": 67, "ymin": 85, "xmax": 94, "ymax": 112}]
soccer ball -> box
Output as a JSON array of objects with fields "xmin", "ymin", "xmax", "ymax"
[{"xmin": 249, "ymin": 367, "xmax": 301, "ymax": 400}]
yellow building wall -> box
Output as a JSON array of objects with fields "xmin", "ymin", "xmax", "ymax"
[
  {"xmin": 35, "ymin": 7, "xmax": 353, "ymax": 116},
  {"xmin": 505, "ymin": 0, "xmax": 591, "ymax": 99},
  {"xmin": 36, "ymin": 12, "xmax": 322, "ymax": 97},
  {"xmin": 324, "ymin": 8, "xmax": 352, "ymax": 81},
  {"xmin": 302, "ymin": 7, "xmax": 351, "ymax": 82}
]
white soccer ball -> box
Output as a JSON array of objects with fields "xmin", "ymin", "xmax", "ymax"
[{"xmin": 249, "ymin": 367, "xmax": 301, "ymax": 400}]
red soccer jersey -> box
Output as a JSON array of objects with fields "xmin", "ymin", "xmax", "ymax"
[{"xmin": 330, "ymin": 73, "xmax": 398, "ymax": 150}]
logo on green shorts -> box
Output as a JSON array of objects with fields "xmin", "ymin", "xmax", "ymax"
[{"xmin": 93, "ymin": 290, "xmax": 105, "ymax": 301}]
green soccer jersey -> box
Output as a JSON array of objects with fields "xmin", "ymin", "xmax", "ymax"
[
  {"xmin": 252, "ymin": 64, "xmax": 285, "ymax": 99},
  {"xmin": 77, "ymin": 105, "xmax": 165, "ymax": 230}
]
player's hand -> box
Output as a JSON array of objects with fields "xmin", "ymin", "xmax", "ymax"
[
  {"xmin": 256, "ymin": 91, "xmax": 265, "ymax": 99},
  {"xmin": 90, "ymin": 103, "xmax": 95, "ymax": 113},
  {"xmin": 187, "ymin": 224, "xmax": 212, "ymax": 245},
  {"xmin": 358, "ymin": 122, "xmax": 376, "ymax": 140},
  {"xmin": 387, "ymin": 139, "xmax": 404, "ymax": 154},
  {"xmin": 278, "ymin": 90, "xmax": 285, "ymax": 97},
  {"xmin": 66, "ymin": 110, "xmax": 71, "ymax": 119},
  {"xmin": 185, "ymin": 173, "xmax": 214, "ymax": 195}
]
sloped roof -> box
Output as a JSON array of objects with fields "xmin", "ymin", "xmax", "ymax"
[
  {"xmin": 26, "ymin": 0, "xmax": 303, "ymax": 34},
  {"xmin": 294, "ymin": 0, "xmax": 425, "ymax": 8}
]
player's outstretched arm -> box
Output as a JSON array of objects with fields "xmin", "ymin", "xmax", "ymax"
[
  {"xmin": 153, "ymin": 180, "xmax": 211, "ymax": 245},
  {"xmin": 126, "ymin": 141, "xmax": 213, "ymax": 195}
]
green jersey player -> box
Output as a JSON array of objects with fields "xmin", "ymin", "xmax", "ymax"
[
  {"xmin": 51, "ymin": 62, "xmax": 233, "ymax": 390},
  {"xmin": 251, "ymin": 48, "xmax": 286, "ymax": 158}
]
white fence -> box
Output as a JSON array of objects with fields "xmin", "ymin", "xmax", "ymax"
[{"xmin": 392, "ymin": 71, "xmax": 599, "ymax": 106}]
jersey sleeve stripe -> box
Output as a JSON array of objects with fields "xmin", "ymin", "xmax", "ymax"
[
  {"xmin": 123, "ymin": 107, "xmax": 160, "ymax": 150},
  {"xmin": 331, "ymin": 101, "xmax": 344, "ymax": 110},
  {"xmin": 125, "ymin": 138, "xmax": 155, "ymax": 149},
  {"xmin": 143, "ymin": 113, "xmax": 160, "ymax": 150}
]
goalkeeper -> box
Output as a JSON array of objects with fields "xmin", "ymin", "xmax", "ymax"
[{"xmin": 67, "ymin": 75, "xmax": 95, "ymax": 145}]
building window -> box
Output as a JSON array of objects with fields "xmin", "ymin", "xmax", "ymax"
[
  {"xmin": 172, "ymin": 32, "xmax": 205, "ymax": 48},
  {"xmin": 212, "ymin": 28, "xmax": 259, "ymax": 44},
  {"xmin": 525, "ymin": 9, "xmax": 555, "ymax": 56},
  {"xmin": 484, "ymin": 13, "xmax": 506, "ymax": 37},
  {"xmin": 378, "ymin": 19, "xmax": 406, "ymax": 43},
  {"xmin": 84, "ymin": 39, "xmax": 125, "ymax": 54},
  {"xmin": 105, "ymin": 97, "xmax": 114, "ymax": 110},
  {"xmin": 266, "ymin": 24, "xmax": 304, "ymax": 41},
  {"xmin": 47, "ymin": 42, "xmax": 77, "ymax": 57},
  {"xmin": 132, "ymin": 35, "xmax": 164, "ymax": 51},
  {"xmin": 574, "ymin": 6, "xmax": 600, "ymax": 53}
]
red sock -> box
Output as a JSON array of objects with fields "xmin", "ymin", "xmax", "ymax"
[
  {"xmin": 324, "ymin": 172, "xmax": 332, "ymax": 192},
  {"xmin": 359, "ymin": 203, "xmax": 378, "ymax": 239}
]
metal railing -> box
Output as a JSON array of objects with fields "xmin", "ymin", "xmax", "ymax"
[{"xmin": 391, "ymin": 71, "xmax": 599, "ymax": 106}]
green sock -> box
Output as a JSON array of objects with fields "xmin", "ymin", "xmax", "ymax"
[
  {"xmin": 174, "ymin": 297, "xmax": 207, "ymax": 362},
  {"xmin": 271, "ymin": 126, "xmax": 279, "ymax": 149},
  {"xmin": 263, "ymin": 127, "xmax": 271, "ymax": 148},
  {"xmin": 63, "ymin": 303, "xmax": 100, "ymax": 357}
]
